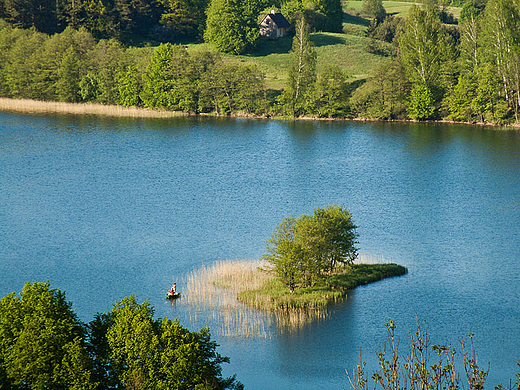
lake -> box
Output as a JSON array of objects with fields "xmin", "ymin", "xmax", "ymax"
[{"xmin": 1, "ymin": 112, "xmax": 519, "ymax": 389}]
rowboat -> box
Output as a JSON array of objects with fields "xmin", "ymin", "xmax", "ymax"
[{"xmin": 166, "ymin": 292, "xmax": 180, "ymax": 299}]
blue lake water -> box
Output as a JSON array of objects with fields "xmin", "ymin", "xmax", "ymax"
[{"xmin": 0, "ymin": 112, "xmax": 519, "ymax": 389}]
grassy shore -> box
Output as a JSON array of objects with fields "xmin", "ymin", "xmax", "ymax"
[
  {"xmin": 191, "ymin": 258, "xmax": 407, "ymax": 311},
  {"xmin": 236, "ymin": 263, "xmax": 407, "ymax": 311}
]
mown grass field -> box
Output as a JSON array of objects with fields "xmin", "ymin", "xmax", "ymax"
[
  {"xmin": 346, "ymin": 1, "xmax": 461, "ymax": 18},
  {"xmin": 185, "ymin": 1, "xmax": 460, "ymax": 90},
  {"xmin": 187, "ymin": 32, "xmax": 393, "ymax": 90}
]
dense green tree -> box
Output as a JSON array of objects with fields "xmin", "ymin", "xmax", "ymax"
[
  {"xmin": 3, "ymin": 30, "xmax": 46, "ymax": 99},
  {"xmin": 81, "ymin": 39, "xmax": 128, "ymax": 105},
  {"xmin": 280, "ymin": 0, "xmax": 342, "ymax": 32},
  {"xmin": 398, "ymin": 4, "xmax": 449, "ymax": 86},
  {"xmin": 102, "ymin": 296, "xmax": 243, "ymax": 390},
  {"xmin": 204, "ymin": 0, "xmax": 260, "ymax": 54},
  {"xmin": 362, "ymin": 0, "xmax": 386, "ymax": 22},
  {"xmin": 158, "ymin": 0, "xmax": 208, "ymax": 39},
  {"xmin": 142, "ymin": 43, "xmax": 216, "ymax": 112},
  {"xmin": 264, "ymin": 216, "xmax": 303, "ymax": 292},
  {"xmin": 407, "ymin": 82, "xmax": 435, "ymax": 120},
  {"xmin": 311, "ymin": 205, "xmax": 358, "ymax": 272},
  {"xmin": 479, "ymin": 0, "xmax": 520, "ymax": 121},
  {"xmin": 199, "ymin": 62, "xmax": 265, "ymax": 115},
  {"xmin": 312, "ymin": 65, "xmax": 350, "ymax": 118},
  {"xmin": 264, "ymin": 205, "xmax": 358, "ymax": 291},
  {"xmin": 449, "ymin": 72, "xmax": 479, "ymax": 122},
  {"xmin": 0, "ymin": 0, "xmax": 63, "ymax": 33},
  {"xmin": 350, "ymin": 59, "xmax": 408, "ymax": 120},
  {"xmin": 118, "ymin": 65, "xmax": 144, "ymax": 107},
  {"xmin": 279, "ymin": 17, "xmax": 316, "ymax": 117},
  {"xmin": 0, "ymin": 282, "xmax": 94, "ymax": 390}
]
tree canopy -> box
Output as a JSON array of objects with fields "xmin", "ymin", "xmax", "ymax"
[
  {"xmin": 264, "ymin": 205, "xmax": 358, "ymax": 291},
  {"xmin": 0, "ymin": 282, "xmax": 242, "ymax": 390}
]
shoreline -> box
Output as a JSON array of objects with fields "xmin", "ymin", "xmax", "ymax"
[{"xmin": 0, "ymin": 97, "xmax": 519, "ymax": 129}]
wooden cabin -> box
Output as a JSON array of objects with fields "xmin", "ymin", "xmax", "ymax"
[{"xmin": 259, "ymin": 10, "xmax": 291, "ymax": 39}]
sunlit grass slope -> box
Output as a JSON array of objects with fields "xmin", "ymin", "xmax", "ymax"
[
  {"xmin": 346, "ymin": 1, "xmax": 461, "ymax": 19},
  {"xmin": 187, "ymin": 32, "xmax": 393, "ymax": 90}
]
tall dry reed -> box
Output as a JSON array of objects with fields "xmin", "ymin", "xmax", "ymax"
[
  {"xmin": 182, "ymin": 259, "xmax": 274, "ymax": 338},
  {"xmin": 0, "ymin": 98, "xmax": 184, "ymax": 118}
]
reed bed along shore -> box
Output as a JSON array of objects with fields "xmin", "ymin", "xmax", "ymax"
[
  {"xmin": 182, "ymin": 260, "xmax": 274, "ymax": 338},
  {"xmin": 181, "ymin": 255, "xmax": 406, "ymax": 336},
  {"xmin": 0, "ymin": 98, "xmax": 184, "ymax": 118}
]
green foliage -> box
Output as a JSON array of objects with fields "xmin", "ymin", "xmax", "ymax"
[
  {"xmin": 367, "ymin": 15, "xmax": 403, "ymax": 44},
  {"xmin": 279, "ymin": 17, "xmax": 317, "ymax": 117},
  {"xmin": 102, "ymin": 296, "xmax": 243, "ymax": 390},
  {"xmin": 264, "ymin": 205, "xmax": 358, "ymax": 291},
  {"xmin": 312, "ymin": 64, "xmax": 351, "ymax": 117},
  {"xmin": 349, "ymin": 59, "xmax": 409, "ymax": 120},
  {"xmin": 204, "ymin": 0, "xmax": 260, "ymax": 54},
  {"xmin": 280, "ymin": 0, "xmax": 343, "ymax": 32},
  {"xmin": 237, "ymin": 263, "xmax": 407, "ymax": 310},
  {"xmin": 362, "ymin": 0, "xmax": 387, "ymax": 21},
  {"xmin": 118, "ymin": 66, "xmax": 144, "ymax": 107},
  {"xmin": 158, "ymin": 0, "xmax": 209, "ymax": 39},
  {"xmin": 0, "ymin": 282, "xmax": 94, "ymax": 390},
  {"xmin": 0, "ymin": 283, "xmax": 243, "ymax": 390},
  {"xmin": 199, "ymin": 62, "xmax": 266, "ymax": 115},
  {"xmin": 479, "ymin": 0, "xmax": 520, "ymax": 121},
  {"xmin": 398, "ymin": 4, "xmax": 450, "ymax": 86},
  {"xmin": 407, "ymin": 82, "xmax": 435, "ymax": 120}
]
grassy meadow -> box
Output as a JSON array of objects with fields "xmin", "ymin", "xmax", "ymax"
[{"xmin": 185, "ymin": 1, "xmax": 460, "ymax": 91}]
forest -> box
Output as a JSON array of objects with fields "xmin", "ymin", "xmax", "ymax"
[{"xmin": 0, "ymin": 0, "xmax": 519, "ymax": 124}]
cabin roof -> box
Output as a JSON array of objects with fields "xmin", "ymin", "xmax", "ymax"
[{"xmin": 265, "ymin": 12, "xmax": 290, "ymax": 28}]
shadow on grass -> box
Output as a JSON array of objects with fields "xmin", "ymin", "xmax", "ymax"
[
  {"xmin": 311, "ymin": 33, "xmax": 346, "ymax": 47},
  {"xmin": 250, "ymin": 36, "xmax": 293, "ymax": 56},
  {"xmin": 344, "ymin": 12, "xmax": 371, "ymax": 27}
]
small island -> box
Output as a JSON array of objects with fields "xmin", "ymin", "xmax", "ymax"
[{"xmin": 191, "ymin": 205, "xmax": 407, "ymax": 323}]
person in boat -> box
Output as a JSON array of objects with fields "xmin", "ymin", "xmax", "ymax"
[{"xmin": 168, "ymin": 283, "xmax": 176, "ymax": 295}]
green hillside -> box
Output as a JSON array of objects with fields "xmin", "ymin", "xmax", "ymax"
[{"xmin": 185, "ymin": 1, "xmax": 460, "ymax": 91}]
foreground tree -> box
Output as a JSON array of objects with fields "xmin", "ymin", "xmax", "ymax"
[
  {"xmin": 91, "ymin": 295, "xmax": 243, "ymax": 390},
  {"xmin": 0, "ymin": 282, "xmax": 94, "ymax": 389}
]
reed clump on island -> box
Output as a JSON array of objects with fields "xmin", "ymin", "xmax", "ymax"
[{"xmin": 185, "ymin": 258, "xmax": 406, "ymax": 325}]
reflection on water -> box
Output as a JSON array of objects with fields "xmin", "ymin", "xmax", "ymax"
[{"xmin": 178, "ymin": 254, "xmax": 396, "ymax": 338}]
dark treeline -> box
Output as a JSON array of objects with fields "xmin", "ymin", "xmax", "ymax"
[
  {"xmin": 1, "ymin": 0, "xmax": 520, "ymax": 124},
  {"xmin": 0, "ymin": 0, "xmax": 342, "ymax": 45}
]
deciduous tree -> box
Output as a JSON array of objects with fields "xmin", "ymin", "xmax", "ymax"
[
  {"xmin": 280, "ymin": 16, "xmax": 316, "ymax": 117},
  {"xmin": 0, "ymin": 282, "xmax": 94, "ymax": 390}
]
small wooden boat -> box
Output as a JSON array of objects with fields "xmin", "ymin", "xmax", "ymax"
[{"xmin": 166, "ymin": 292, "xmax": 180, "ymax": 300}]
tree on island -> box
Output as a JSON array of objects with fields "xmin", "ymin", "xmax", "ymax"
[{"xmin": 264, "ymin": 205, "xmax": 358, "ymax": 291}]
